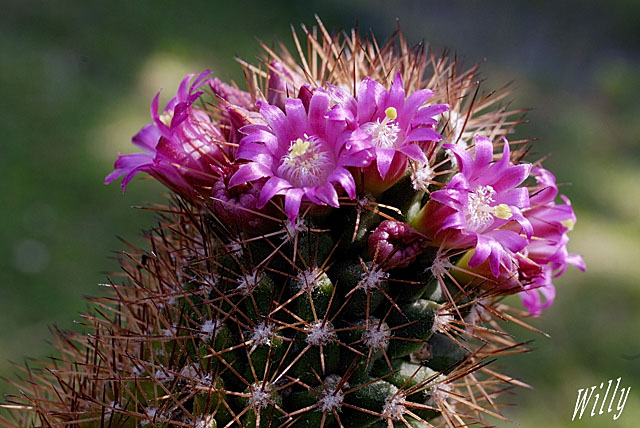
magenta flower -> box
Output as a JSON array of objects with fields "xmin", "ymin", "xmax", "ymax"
[
  {"xmin": 332, "ymin": 72, "xmax": 448, "ymax": 188},
  {"xmin": 473, "ymin": 167, "xmax": 584, "ymax": 316},
  {"xmin": 512, "ymin": 167, "xmax": 585, "ymax": 315},
  {"xmin": 415, "ymin": 136, "xmax": 533, "ymax": 277},
  {"xmin": 229, "ymin": 89, "xmax": 373, "ymax": 221},
  {"xmin": 106, "ymin": 70, "xmax": 226, "ymax": 198},
  {"xmin": 368, "ymin": 220, "xmax": 424, "ymax": 268},
  {"xmin": 525, "ymin": 167, "xmax": 585, "ymax": 275}
]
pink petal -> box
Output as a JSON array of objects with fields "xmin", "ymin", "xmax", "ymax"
[
  {"xmin": 397, "ymin": 143, "xmax": 427, "ymax": 163},
  {"xmin": 315, "ymin": 182, "xmax": 339, "ymax": 207},
  {"xmin": 328, "ymin": 166, "xmax": 356, "ymax": 199},
  {"xmin": 259, "ymin": 101, "xmax": 294, "ymax": 144},
  {"xmin": 285, "ymin": 98, "xmax": 309, "ymax": 137},
  {"xmin": 443, "ymin": 143, "xmax": 473, "ymax": 173},
  {"xmin": 469, "ymin": 234, "xmax": 491, "ymax": 269},
  {"xmin": 375, "ymin": 148, "xmax": 396, "ymax": 179},
  {"xmin": 258, "ymin": 176, "xmax": 291, "ymax": 208},
  {"xmin": 284, "ymin": 188, "xmax": 305, "ymax": 221},
  {"xmin": 151, "ymin": 92, "xmax": 170, "ymax": 138},
  {"xmin": 386, "ymin": 72, "xmax": 405, "ymax": 110},
  {"xmin": 357, "ymin": 78, "xmax": 386, "ymax": 122},
  {"xmin": 236, "ymin": 142, "xmax": 274, "ymax": 167},
  {"xmin": 403, "ymin": 89, "xmax": 434, "ymax": 116},
  {"xmin": 229, "ymin": 163, "xmax": 271, "ymax": 187},
  {"xmin": 491, "ymin": 163, "xmax": 531, "ymax": 192},
  {"xmin": 308, "ymin": 90, "xmax": 330, "ymax": 136},
  {"xmin": 415, "ymin": 104, "xmax": 450, "ymax": 123},
  {"xmin": 567, "ymin": 253, "xmax": 586, "ymax": 272},
  {"xmin": 132, "ymin": 124, "xmax": 161, "ymax": 152},
  {"xmin": 487, "ymin": 229, "xmax": 528, "ymax": 253},
  {"xmin": 473, "ymin": 137, "xmax": 494, "ymax": 171},
  {"xmin": 404, "ymin": 127, "xmax": 442, "ymax": 144}
]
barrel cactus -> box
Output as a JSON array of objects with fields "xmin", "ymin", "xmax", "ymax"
[{"xmin": 1, "ymin": 18, "xmax": 584, "ymax": 428}]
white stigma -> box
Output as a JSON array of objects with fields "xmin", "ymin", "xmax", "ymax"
[
  {"xmin": 361, "ymin": 267, "xmax": 389, "ymax": 292},
  {"xmin": 250, "ymin": 322, "xmax": 274, "ymax": 346},
  {"xmin": 306, "ymin": 321, "xmax": 336, "ymax": 346},
  {"xmin": 411, "ymin": 161, "xmax": 435, "ymax": 191},
  {"xmin": 465, "ymin": 185, "xmax": 497, "ymax": 232},
  {"xmin": 362, "ymin": 107, "xmax": 401, "ymax": 149},
  {"xmin": 279, "ymin": 135, "xmax": 334, "ymax": 187},
  {"xmin": 363, "ymin": 322, "xmax": 390, "ymax": 350}
]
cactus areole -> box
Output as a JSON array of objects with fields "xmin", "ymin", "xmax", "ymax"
[{"xmin": 3, "ymin": 18, "xmax": 584, "ymax": 428}]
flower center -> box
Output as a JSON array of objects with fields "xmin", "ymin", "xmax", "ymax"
[
  {"xmin": 278, "ymin": 135, "xmax": 334, "ymax": 187},
  {"xmin": 362, "ymin": 107, "xmax": 401, "ymax": 149},
  {"xmin": 465, "ymin": 185, "xmax": 513, "ymax": 232},
  {"xmin": 466, "ymin": 185, "xmax": 495, "ymax": 232}
]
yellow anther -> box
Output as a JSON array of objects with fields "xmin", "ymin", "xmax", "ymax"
[
  {"xmin": 493, "ymin": 204, "xmax": 513, "ymax": 220},
  {"xmin": 384, "ymin": 107, "xmax": 397, "ymax": 120},
  {"xmin": 288, "ymin": 138, "xmax": 311, "ymax": 159},
  {"xmin": 561, "ymin": 218, "xmax": 575, "ymax": 231},
  {"xmin": 159, "ymin": 111, "xmax": 174, "ymax": 127}
]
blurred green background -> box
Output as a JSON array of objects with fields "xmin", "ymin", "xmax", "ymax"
[{"xmin": 2, "ymin": 1, "xmax": 639, "ymax": 426}]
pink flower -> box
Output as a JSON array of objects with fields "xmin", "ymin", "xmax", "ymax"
[
  {"xmin": 331, "ymin": 72, "xmax": 448, "ymax": 193},
  {"xmin": 414, "ymin": 136, "xmax": 533, "ymax": 277},
  {"xmin": 515, "ymin": 167, "xmax": 585, "ymax": 315},
  {"xmin": 525, "ymin": 167, "xmax": 585, "ymax": 275},
  {"xmin": 229, "ymin": 89, "xmax": 373, "ymax": 221},
  {"xmin": 106, "ymin": 70, "xmax": 226, "ymax": 198}
]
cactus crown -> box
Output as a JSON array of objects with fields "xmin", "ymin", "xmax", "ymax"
[{"xmin": 1, "ymin": 17, "xmax": 583, "ymax": 428}]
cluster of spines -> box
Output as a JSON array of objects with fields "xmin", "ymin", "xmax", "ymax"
[{"xmin": 1, "ymin": 191, "xmax": 534, "ymax": 428}]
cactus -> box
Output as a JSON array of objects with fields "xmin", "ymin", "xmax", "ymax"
[{"xmin": 1, "ymin": 18, "xmax": 584, "ymax": 428}]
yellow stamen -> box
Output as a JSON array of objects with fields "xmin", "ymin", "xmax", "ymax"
[
  {"xmin": 493, "ymin": 204, "xmax": 513, "ymax": 220},
  {"xmin": 288, "ymin": 138, "xmax": 310, "ymax": 159},
  {"xmin": 561, "ymin": 218, "xmax": 575, "ymax": 231},
  {"xmin": 384, "ymin": 107, "xmax": 397, "ymax": 120},
  {"xmin": 159, "ymin": 111, "xmax": 173, "ymax": 127}
]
